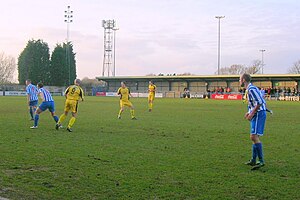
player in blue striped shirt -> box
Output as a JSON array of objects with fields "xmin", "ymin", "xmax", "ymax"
[
  {"xmin": 30, "ymin": 82, "xmax": 59, "ymax": 129},
  {"xmin": 25, "ymin": 79, "xmax": 39, "ymax": 120},
  {"xmin": 240, "ymin": 73, "xmax": 266, "ymax": 170}
]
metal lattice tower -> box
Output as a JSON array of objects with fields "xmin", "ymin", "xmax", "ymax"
[
  {"xmin": 102, "ymin": 20, "xmax": 118, "ymax": 77},
  {"xmin": 64, "ymin": 5, "xmax": 73, "ymax": 85}
]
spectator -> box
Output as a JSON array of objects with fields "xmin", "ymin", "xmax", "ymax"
[
  {"xmin": 260, "ymin": 87, "xmax": 266, "ymax": 98},
  {"xmin": 183, "ymin": 88, "xmax": 190, "ymax": 98},
  {"xmin": 287, "ymin": 87, "xmax": 291, "ymax": 96},
  {"xmin": 226, "ymin": 87, "xmax": 231, "ymax": 94}
]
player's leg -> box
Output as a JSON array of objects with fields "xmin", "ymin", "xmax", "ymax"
[
  {"xmin": 32, "ymin": 105, "xmax": 37, "ymax": 118},
  {"xmin": 118, "ymin": 101, "xmax": 125, "ymax": 119},
  {"xmin": 49, "ymin": 102, "xmax": 59, "ymax": 123},
  {"xmin": 245, "ymin": 134, "xmax": 259, "ymax": 166},
  {"xmin": 148, "ymin": 95, "xmax": 154, "ymax": 111},
  {"xmin": 58, "ymin": 111, "xmax": 68, "ymax": 123},
  {"xmin": 56, "ymin": 110, "xmax": 68, "ymax": 130},
  {"xmin": 29, "ymin": 105, "xmax": 34, "ymax": 120},
  {"xmin": 31, "ymin": 105, "xmax": 43, "ymax": 128},
  {"xmin": 250, "ymin": 135, "xmax": 265, "ymax": 170},
  {"xmin": 148, "ymin": 95, "xmax": 151, "ymax": 111},
  {"xmin": 249, "ymin": 112, "xmax": 266, "ymax": 169},
  {"xmin": 245, "ymin": 116, "xmax": 259, "ymax": 165},
  {"xmin": 32, "ymin": 100, "xmax": 38, "ymax": 118},
  {"xmin": 254, "ymin": 111, "xmax": 266, "ymax": 164},
  {"xmin": 29, "ymin": 100, "xmax": 37, "ymax": 120},
  {"xmin": 57, "ymin": 101, "xmax": 70, "ymax": 128},
  {"xmin": 67, "ymin": 101, "xmax": 78, "ymax": 132},
  {"xmin": 128, "ymin": 102, "xmax": 136, "ymax": 119},
  {"xmin": 67, "ymin": 112, "xmax": 77, "ymax": 132},
  {"xmin": 251, "ymin": 134, "xmax": 264, "ymax": 162}
]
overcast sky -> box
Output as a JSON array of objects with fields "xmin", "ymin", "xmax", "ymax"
[{"xmin": 1, "ymin": 0, "xmax": 300, "ymax": 79}]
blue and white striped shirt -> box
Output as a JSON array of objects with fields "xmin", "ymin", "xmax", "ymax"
[
  {"xmin": 38, "ymin": 88, "xmax": 54, "ymax": 102},
  {"xmin": 26, "ymin": 84, "xmax": 38, "ymax": 101},
  {"xmin": 247, "ymin": 83, "xmax": 266, "ymax": 113}
]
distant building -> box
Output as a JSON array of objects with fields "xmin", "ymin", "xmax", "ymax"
[{"xmin": 96, "ymin": 74, "xmax": 300, "ymax": 98}]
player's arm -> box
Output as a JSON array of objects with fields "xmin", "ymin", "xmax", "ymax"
[
  {"xmin": 246, "ymin": 104, "xmax": 261, "ymax": 121},
  {"xmin": 117, "ymin": 88, "xmax": 121, "ymax": 96},
  {"xmin": 26, "ymin": 87, "xmax": 30, "ymax": 105},
  {"xmin": 246, "ymin": 89, "xmax": 262, "ymax": 120},
  {"xmin": 27, "ymin": 94, "xmax": 30, "ymax": 105},
  {"xmin": 128, "ymin": 88, "xmax": 133, "ymax": 98},
  {"xmin": 38, "ymin": 91, "xmax": 45, "ymax": 102},
  {"xmin": 79, "ymin": 87, "xmax": 84, "ymax": 101},
  {"xmin": 64, "ymin": 87, "xmax": 70, "ymax": 99}
]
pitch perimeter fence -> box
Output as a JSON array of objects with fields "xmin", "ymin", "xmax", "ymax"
[{"xmin": 1, "ymin": 85, "xmax": 299, "ymax": 101}]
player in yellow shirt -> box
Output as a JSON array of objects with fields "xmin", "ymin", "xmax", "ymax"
[
  {"xmin": 148, "ymin": 80, "xmax": 156, "ymax": 112},
  {"xmin": 117, "ymin": 81, "xmax": 137, "ymax": 120},
  {"xmin": 56, "ymin": 79, "xmax": 84, "ymax": 132}
]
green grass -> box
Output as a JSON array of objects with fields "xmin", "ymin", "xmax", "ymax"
[{"xmin": 0, "ymin": 96, "xmax": 299, "ymax": 200}]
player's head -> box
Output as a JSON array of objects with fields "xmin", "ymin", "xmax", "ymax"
[
  {"xmin": 149, "ymin": 80, "xmax": 153, "ymax": 85},
  {"xmin": 240, "ymin": 73, "xmax": 251, "ymax": 87},
  {"xmin": 25, "ymin": 79, "xmax": 31, "ymax": 85},
  {"xmin": 37, "ymin": 82, "xmax": 44, "ymax": 89},
  {"xmin": 74, "ymin": 79, "xmax": 81, "ymax": 86},
  {"xmin": 121, "ymin": 81, "xmax": 126, "ymax": 88}
]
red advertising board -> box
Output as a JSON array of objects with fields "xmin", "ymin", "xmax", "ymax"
[
  {"xmin": 96, "ymin": 92, "xmax": 106, "ymax": 96},
  {"xmin": 211, "ymin": 94, "xmax": 243, "ymax": 100}
]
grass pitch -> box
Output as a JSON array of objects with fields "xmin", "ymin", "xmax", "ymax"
[{"xmin": 0, "ymin": 96, "xmax": 299, "ymax": 199}]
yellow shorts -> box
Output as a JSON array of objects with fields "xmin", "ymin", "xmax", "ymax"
[
  {"xmin": 64, "ymin": 99, "xmax": 78, "ymax": 113},
  {"xmin": 148, "ymin": 94, "xmax": 155, "ymax": 101},
  {"xmin": 120, "ymin": 100, "xmax": 133, "ymax": 108}
]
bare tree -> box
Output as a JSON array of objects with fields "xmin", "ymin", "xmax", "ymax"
[
  {"xmin": 81, "ymin": 77, "xmax": 106, "ymax": 87},
  {"xmin": 0, "ymin": 52, "xmax": 16, "ymax": 84},
  {"xmin": 216, "ymin": 60, "xmax": 262, "ymax": 75},
  {"xmin": 217, "ymin": 64, "xmax": 245, "ymax": 75},
  {"xmin": 245, "ymin": 60, "xmax": 261, "ymax": 74},
  {"xmin": 177, "ymin": 72, "xmax": 194, "ymax": 76},
  {"xmin": 288, "ymin": 60, "xmax": 300, "ymax": 74},
  {"xmin": 145, "ymin": 73, "xmax": 157, "ymax": 76}
]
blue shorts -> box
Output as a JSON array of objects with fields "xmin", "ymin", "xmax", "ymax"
[
  {"xmin": 39, "ymin": 101, "xmax": 55, "ymax": 113},
  {"xmin": 29, "ymin": 100, "xmax": 38, "ymax": 107},
  {"xmin": 250, "ymin": 111, "xmax": 266, "ymax": 136}
]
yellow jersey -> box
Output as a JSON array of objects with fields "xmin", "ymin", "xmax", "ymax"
[
  {"xmin": 148, "ymin": 84, "xmax": 156, "ymax": 94},
  {"xmin": 117, "ymin": 87, "xmax": 131, "ymax": 101},
  {"xmin": 65, "ymin": 85, "xmax": 84, "ymax": 101}
]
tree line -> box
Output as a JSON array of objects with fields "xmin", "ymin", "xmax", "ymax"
[
  {"xmin": 0, "ymin": 52, "xmax": 16, "ymax": 84},
  {"xmin": 216, "ymin": 60, "xmax": 262, "ymax": 75},
  {"xmin": 2, "ymin": 41, "xmax": 300, "ymax": 85},
  {"xmin": 18, "ymin": 39, "xmax": 76, "ymax": 86},
  {"xmin": 144, "ymin": 60, "xmax": 300, "ymax": 76}
]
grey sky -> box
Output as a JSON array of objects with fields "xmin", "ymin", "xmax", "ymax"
[{"xmin": 1, "ymin": 0, "xmax": 300, "ymax": 78}]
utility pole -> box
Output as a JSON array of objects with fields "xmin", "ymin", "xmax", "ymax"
[
  {"xmin": 259, "ymin": 49, "xmax": 266, "ymax": 74},
  {"xmin": 215, "ymin": 16, "xmax": 225, "ymax": 75},
  {"xmin": 64, "ymin": 5, "xmax": 73, "ymax": 85}
]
